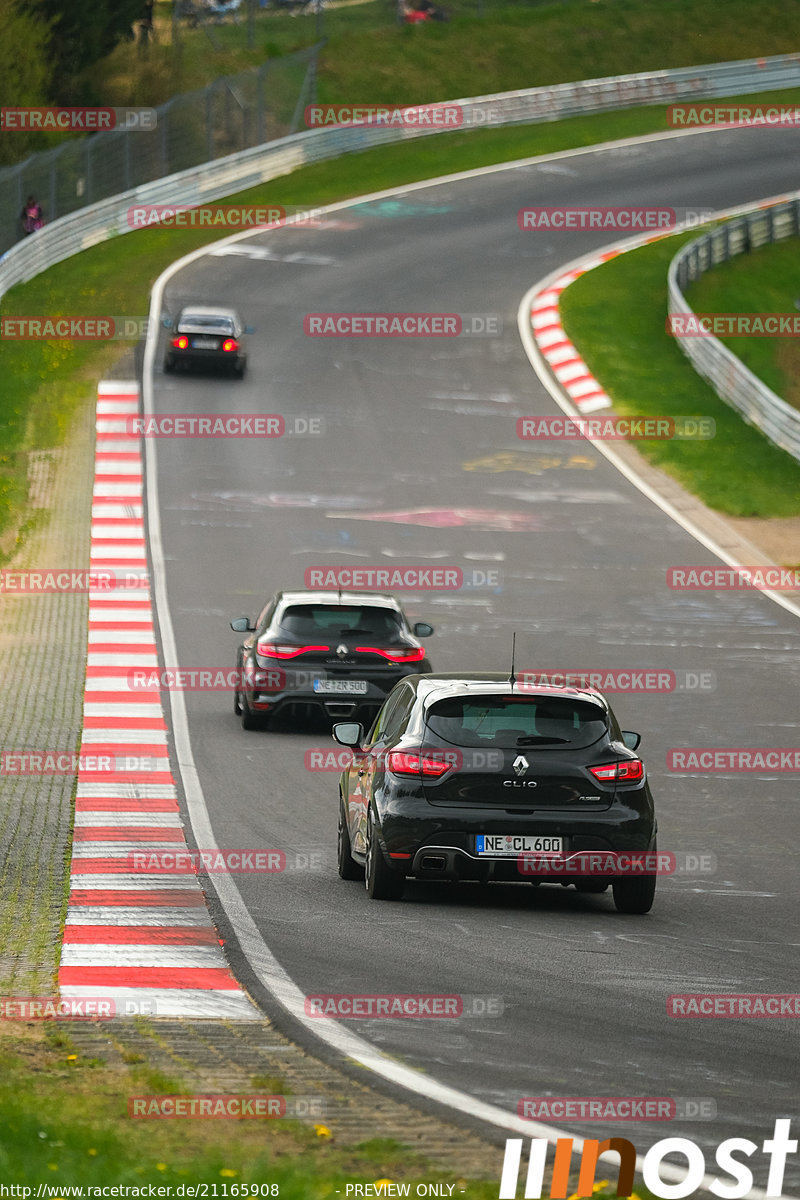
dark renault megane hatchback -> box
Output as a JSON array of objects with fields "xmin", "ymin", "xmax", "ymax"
[
  {"xmin": 230, "ymin": 590, "xmax": 434, "ymax": 730},
  {"xmin": 333, "ymin": 673, "xmax": 658, "ymax": 913}
]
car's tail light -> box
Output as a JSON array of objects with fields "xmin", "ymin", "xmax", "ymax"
[
  {"xmin": 354, "ymin": 646, "xmax": 426, "ymax": 663},
  {"xmin": 256, "ymin": 641, "xmax": 329, "ymax": 659},
  {"xmin": 172, "ymin": 335, "xmax": 189, "ymax": 349},
  {"xmin": 385, "ymin": 750, "xmax": 452, "ymax": 778},
  {"xmin": 222, "ymin": 338, "xmax": 239, "ymax": 353},
  {"xmin": 589, "ymin": 759, "xmax": 644, "ymax": 783}
]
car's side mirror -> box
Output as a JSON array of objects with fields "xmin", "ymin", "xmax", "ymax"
[
  {"xmin": 621, "ymin": 730, "xmax": 641, "ymax": 751},
  {"xmin": 161, "ymin": 315, "xmax": 173, "ymax": 328},
  {"xmin": 413, "ymin": 622, "xmax": 434, "ymax": 637},
  {"xmin": 230, "ymin": 616, "xmax": 254, "ymax": 633},
  {"xmin": 244, "ymin": 325, "xmax": 255, "ymax": 335},
  {"xmin": 332, "ymin": 722, "xmax": 364, "ymax": 748}
]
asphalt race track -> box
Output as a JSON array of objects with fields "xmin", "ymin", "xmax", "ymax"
[{"xmin": 149, "ymin": 125, "xmax": 800, "ymax": 1192}]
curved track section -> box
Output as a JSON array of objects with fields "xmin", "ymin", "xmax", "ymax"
[{"xmin": 144, "ymin": 126, "xmax": 800, "ymax": 1195}]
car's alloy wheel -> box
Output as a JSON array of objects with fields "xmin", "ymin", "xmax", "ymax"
[
  {"xmin": 337, "ymin": 803, "xmax": 363, "ymax": 881},
  {"xmin": 612, "ymin": 872, "xmax": 656, "ymax": 914},
  {"xmin": 365, "ymin": 812, "xmax": 404, "ymax": 901}
]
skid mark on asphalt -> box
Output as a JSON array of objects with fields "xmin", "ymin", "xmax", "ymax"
[{"xmin": 57, "ymin": 381, "xmax": 257, "ymax": 1020}]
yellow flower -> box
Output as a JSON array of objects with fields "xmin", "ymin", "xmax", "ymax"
[
  {"xmin": 66, "ymin": 1055, "xmax": 78, "ymax": 1062},
  {"xmin": 374, "ymin": 1184, "xmax": 394, "ymax": 1190},
  {"xmin": 156, "ymin": 1164, "xmax": 168, "ymax": 1172},
  {"xmin": 314, "ymin": 1124, "xmax": 332, "ymax": 1139},
  {"xmin": 47, "ymin": 1164, "xmax": 58, "ymax": 1171},
  {"xmin": 87, "ymin": 1149, "xmax": 98, "ymax": 1157},
  {"xmin": 219, "ymin": 1170, "xmax": 237, "ymax": 1178}
]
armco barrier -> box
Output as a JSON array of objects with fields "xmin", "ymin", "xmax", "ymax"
[
  {"xmin": 2, "ymin": 52, "xmax": 800, "ymax": 306},
  {"xmin": 668, "ymin": 197, "xmax": 800, "ymax": 465}
]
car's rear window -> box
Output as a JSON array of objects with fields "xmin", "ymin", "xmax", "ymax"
[
  {"xmin": 425, "ymin": 696, "xmax": 607, "ymax": 749},
  {"xmin": 277, "ymin": 605, "xmax": 404, "ymax": 641},
  {"xmin": 179, "ymin": 314, "xmax": 235, "ymax": 334}
]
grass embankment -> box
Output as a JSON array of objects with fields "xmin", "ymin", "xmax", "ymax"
[
  {"xmin": 684, "ymin": 237, "xmax": 800, "ymax": 412},
  {"xmin": 96, "ymin": 0, "xmax": 800, "ymax": 108},
  {"xmin": 1, "ymin": 1023, "xmax": 657, "ymax": 1197},
  {"xmin": 559, "ymin": 233, "xmax": 800, "ymax": 519}
]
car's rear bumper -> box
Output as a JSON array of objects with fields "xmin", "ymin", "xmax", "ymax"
[{"xmin": 375, "ymin": 797, "xmax": 656, "ymax": 880}]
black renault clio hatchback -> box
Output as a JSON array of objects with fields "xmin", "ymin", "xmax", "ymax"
[{"xmin": 333, "ymin": 673, "xmax": 657, "ymax": 913}]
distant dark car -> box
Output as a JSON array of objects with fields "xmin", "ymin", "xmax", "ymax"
[
  {"xmin": 230, "ymin": 590, "xmax": 434, "ymax": 730},
  {"xmin": 333, "ymin": 673, "xmax": 657, "ymax": 913},
  {"xmin": 163, "ymin": 306, "xmax": 247, "ymax": 377}
]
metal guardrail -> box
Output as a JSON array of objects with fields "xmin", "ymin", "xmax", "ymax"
[
  {"xmin": 0, "ymin": 44, "xmax": 321, "ymax": 257},
  {"xmin": 668, "ymin": 199, "xmax": 800, "ymax": 465},
  {"xmin": 2, "ymin": 52, "xmax": 800, "ymax": 308}
]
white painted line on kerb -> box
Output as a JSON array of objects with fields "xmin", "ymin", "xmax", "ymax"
[{"xmin": 142, "ymin": 135, "xmax": 799, "ymax": 1199}]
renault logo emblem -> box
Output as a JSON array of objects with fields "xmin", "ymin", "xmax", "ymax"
[
  {"xmin": 512, "ymin": 754, "xmax": 529, "ymax": 777},
  {"xmin": 336, "ymin": 643, "xmax": 349, "ymax": 659}
]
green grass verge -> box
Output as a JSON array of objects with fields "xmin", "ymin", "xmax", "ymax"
[
  {"xmin": 559, "ymin": 232, "xmax": 800, "ymax": 519},
  {"xmin": 94, "ymin": 0, "xmax": 800, "ymax": 110},
  {"xmin": 685, "ymin": 236, "xmax": 800, "ymax": 411},
  {"xmin": 0, "ymin": 1023, "xmax": 657, "ymax": 1197}
]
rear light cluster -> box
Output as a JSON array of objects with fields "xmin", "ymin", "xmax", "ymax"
[
  {"xmin": 385, "ymin": 750, "xmax": 455, "ymax": 778},
  {"xmin": 588, "ymin": 759, "xmax": 644, "ymax": 783},
  {"xmin": 222, "ymin": 338, "xmax": 239, "ymax": 353},
  {"xmin": 257, "ymin": 641, "xmax": 329, "ymax": 659},
  {"xmin": 171, "ymin": 335, "xmax": 189, "ymax": 349},
  {"xmin": 355, "ymin": 646, "xmax": 425, "ymax": 663}
]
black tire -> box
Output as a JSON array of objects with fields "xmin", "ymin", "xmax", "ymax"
[
  {"xmin": 240, "ymin": 694, "xmax": 264, "ymax": 731},
  {"xmin": 337, "ymin": 802, "xmax": 363, "ymax": 881},
  {"xmin": 365, "ymin": 812, "xmax": 404, "ymax": 900},
  {"xmin": 233, "ymin": 657, "xmax": 243, "ymax": 715},
  {"xmin": 163, "ymin": 356, "xmax": 174, "ymax": 373},
  {"xmin": 233, "ymin": 362, "xmax": 245, "ymax": 378},
  {"xmin": 612, "ymin": 873, "xmax": 656, "ymax": 914}
]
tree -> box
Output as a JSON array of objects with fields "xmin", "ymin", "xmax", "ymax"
[
  {"xmin": 0, "ymin": 0, "xmax": 54, "ymax": 165},
  {"xmin": 20, "ymin": 0, "xmax": 144, "ymax": 100}
]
